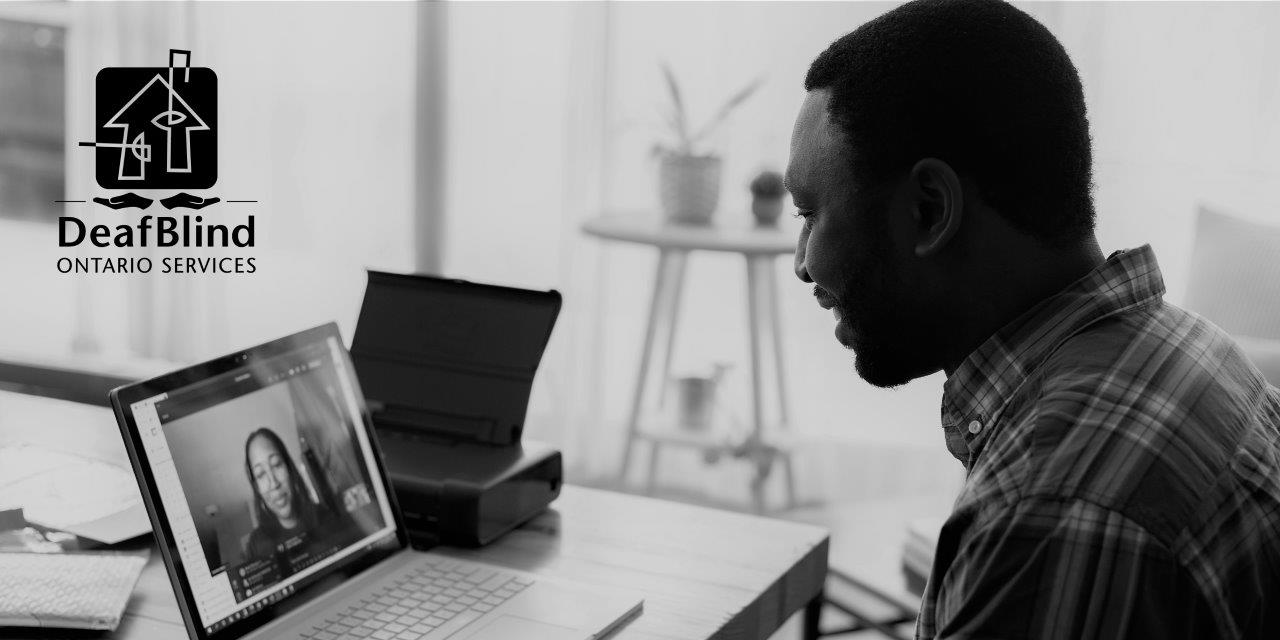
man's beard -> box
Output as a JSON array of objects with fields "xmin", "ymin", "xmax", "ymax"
[
  {"xmin": 817, "ymin": 203, "xmax": 934, "ymax": 388},
  {"xmin": 818, "ymin": 282, "xmax": 926, "ymax": 389}
]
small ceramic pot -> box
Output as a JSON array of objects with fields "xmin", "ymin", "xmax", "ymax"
[
  {"xmin": 674, "ymin": 375, "xmax": 717, "ymax": 430},
  {"xmin": 751, "ymin": 196, "xmax": 785, "ymax": 227},
  {"xmin": 659, "ymin": 154, "xmax": 722, "ymax": 226}
]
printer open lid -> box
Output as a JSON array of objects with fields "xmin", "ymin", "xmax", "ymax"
[{"xmin": 351, "ymin": 271, "xmax": 562, "ymax": 445}]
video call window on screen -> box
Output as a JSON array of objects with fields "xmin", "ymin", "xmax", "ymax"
[{"xmin": 159, "ymin": 346, "xmax": 386, "ymax": 603}]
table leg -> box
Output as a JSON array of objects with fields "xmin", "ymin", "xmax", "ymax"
[
  {"xmin": 620, "ymin": 249, "xmax": 684, "ymax": 484},
  {"xmin": 655, "ymin": 252, "xmax": 688, "ymax": 409},
  {"xmin": 646, "ymin": 441, "xmax": 662, "ymax": 495},
  {"xmin": 765, "ymin": 257, "xmax": 791, "ymax": 427},
  {"xmin": 783, "ymin": 451, "xmax": 798, "ymax": 510},
  {"xmin": 763, "ymin": 260, "xmax": 798, "ymax": 508},
  {"xmin": 744, "ymin": 256, "xmax": 767, "ymax": 446},
  {"xmin": 803, "ymin": 588, "xmax": 824, "ymax": 640},
  {"xmin": 745, "ymin": 256, "xmax": 770, "ymax": 512}
]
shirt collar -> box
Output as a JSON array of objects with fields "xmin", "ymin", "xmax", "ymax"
[{"xmin": 940, "ymin": 245, "xmax": 1166, "ymax": 465}]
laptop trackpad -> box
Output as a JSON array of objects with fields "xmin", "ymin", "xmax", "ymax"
[{"xmin": 459, "ymin": 615, "xmax": 583, "ymax": 640}]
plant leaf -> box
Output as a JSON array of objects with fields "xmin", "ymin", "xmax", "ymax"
[
  {"xmin": 660, "ymin": 61, "xmax": 691, "ymax": 149},
  {"xmin": 690, "ymin": 77, "xmax": 763, "ymax": 145},
  {"xmin": 664, "ymin": 109, "xmax": 683, "ymax": 138}
]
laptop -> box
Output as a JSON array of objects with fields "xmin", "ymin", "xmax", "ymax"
[{"xmin": 110, "ymin": 323, "xmax": 642, "ymax": 640}]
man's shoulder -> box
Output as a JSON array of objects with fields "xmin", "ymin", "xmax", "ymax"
[
  {"xmin": 950, "ymin": 301, "xmax": 1280, "ymax": 639},
  {"xmin": 996, "ymin": 300, "xmax": 1280, "ymax": 540},
  {"xmin": 1031, "ymin": 299, "xmax": 1266, "ymax": 433}
]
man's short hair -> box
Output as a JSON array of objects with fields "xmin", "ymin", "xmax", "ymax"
[{"xmin": 805, "ymin": 0, "xmax": 1095, "ymax": 247}]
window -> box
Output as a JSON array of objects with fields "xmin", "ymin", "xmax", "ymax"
[{"xmin": 0, "ymin": 18, "xmax": 65, "ymax": 223}]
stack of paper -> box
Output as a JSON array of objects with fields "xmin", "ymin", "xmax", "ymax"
[{"xmin": 0, "ymin": 444, "xmax": 150, "ymax": 544}]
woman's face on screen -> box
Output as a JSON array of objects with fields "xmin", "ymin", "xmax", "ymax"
[{"xmin": 248, "ymin": 435, "xmax": 295, "ymax": 524}]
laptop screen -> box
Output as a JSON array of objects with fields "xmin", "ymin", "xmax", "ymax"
[{"xmin": 124, "ymin": 330, "xmax": 399, "ymax": 636}]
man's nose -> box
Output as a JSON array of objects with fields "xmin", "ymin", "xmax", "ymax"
[{"xmin": 794, "ymin": 236, "xmax": 813, "ymax": 283}]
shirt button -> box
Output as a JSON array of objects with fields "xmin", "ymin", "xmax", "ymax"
[{"xmin": 967, "ymin": 420, "xmax": 983, "ymax": 434}]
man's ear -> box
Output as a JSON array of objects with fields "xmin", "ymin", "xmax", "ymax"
[{"xmin": 910, "ymin": 158, "xmax": 964, "ymax": 257}]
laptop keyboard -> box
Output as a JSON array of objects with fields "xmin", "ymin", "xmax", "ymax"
[{"xmin": 301, "ymin": 558, "xmax": 533, "ymax": 640}]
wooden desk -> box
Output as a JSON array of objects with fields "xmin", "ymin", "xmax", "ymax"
[{"xmin": 1, "ymin": 391, "xmax": 829, "ymax": 640}]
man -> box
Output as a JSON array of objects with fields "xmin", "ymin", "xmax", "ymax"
[{"xmin": 786, "ymin": 1, "xmax": 1280, "ymax": 638}]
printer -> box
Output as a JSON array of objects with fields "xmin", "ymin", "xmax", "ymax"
[{"xmin": 351, "ymin": 271, "xmax": 564, "ymax": 547}]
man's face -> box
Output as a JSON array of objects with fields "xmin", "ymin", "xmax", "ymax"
[{"xmin": 786, "ymin": 90, "xmax": 934, "ymax": 387}]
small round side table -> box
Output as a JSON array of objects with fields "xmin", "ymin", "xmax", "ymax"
[{"xmin": 583, "ymin": 213, "xmax": 798, "ymax": 512}]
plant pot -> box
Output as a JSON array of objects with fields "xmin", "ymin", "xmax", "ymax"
[
  {"xmin": 751, "ymin": 196, "xmax": 785, "ymax": 227},
  {"xmin": 658, "ymin": 154, "xmax": 722, "ymax": 225},
  {"xmin": 673, "ymin": 375, "xmax": 717, "ymax": 431}
]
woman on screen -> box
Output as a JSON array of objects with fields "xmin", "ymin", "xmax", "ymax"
[{"xmin": 242, "ymin": 427, "xmax": 351, "ymax": 572}]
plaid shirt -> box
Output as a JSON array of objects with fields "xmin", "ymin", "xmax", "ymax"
[{"xmin": 916, "ymin": 246, "xmax": 1280, "ymax": 639}]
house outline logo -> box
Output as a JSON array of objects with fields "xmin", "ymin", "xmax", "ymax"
[
  {"xmin": 56, "ymin": 47, "xmax": 258, "ymax": 276},
  {"xmin": 81, "ymin": 49, "xmax": 217, "ymax": 189}
]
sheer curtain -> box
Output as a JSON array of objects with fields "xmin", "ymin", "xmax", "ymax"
[
  {"xmin": 441, "ymin": 2, "xmax": 614, "ymax": 466},
  {"xmin": 187, "ymin": 2, "xmax": 417, "ymax": 357},
  {"xmin": 70, "ymin": 4, "xmax": 204, "ymax": 361},
  {"xmin": 0, "ymin": 3, "xmax": 188, "ymax": 362},
  {"xmin": 51, "ymin": 3, "xmax": 419, "ymax": 365}
]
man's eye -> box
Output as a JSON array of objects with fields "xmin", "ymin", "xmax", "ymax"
[{"xmin": 793, "ymin": 209, "xmax": 813, "ymax": 219}]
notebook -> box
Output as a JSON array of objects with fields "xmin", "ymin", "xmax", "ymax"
[{"xmin": 0, "ymin": 551, "xmax": 147, "ymax": 630}]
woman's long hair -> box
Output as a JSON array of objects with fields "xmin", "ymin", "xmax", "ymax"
[{"xmin": 243, "ymin": 427, "xmax": 320, "ymax": 536}]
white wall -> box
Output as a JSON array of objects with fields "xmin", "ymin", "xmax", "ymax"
[{"xmin": 1047, "ymin": 2, "xmax": 1280, "ymax": 299}]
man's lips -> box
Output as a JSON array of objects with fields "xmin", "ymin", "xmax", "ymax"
[
  {"xmin": 814, "ymin": 287, "xmax": 850, "ymax": 332},
  {"xmin": 813, "ymin": 287, "xmax": 839, "ymax": 310}
]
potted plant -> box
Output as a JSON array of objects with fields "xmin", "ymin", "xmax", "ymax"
[
  {"xmin": 749, "ymin": 170, "xmax": 787, "ymax": 227},
  {"xmin": 654, "ymin": 63, "xmax": 761, "ymax": 226}
]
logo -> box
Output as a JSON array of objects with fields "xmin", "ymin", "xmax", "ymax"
[
  {"xmin": 82, "ymin": 49, "xmax": 216, "ymax": 189},
  {"xmin": 58, "ymin": 48, "xmax": 257, "ymax": 276}
]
